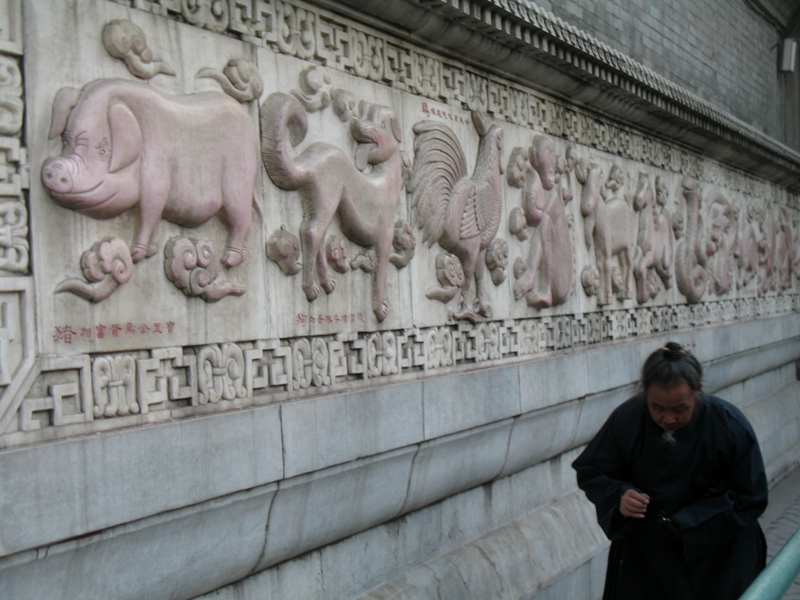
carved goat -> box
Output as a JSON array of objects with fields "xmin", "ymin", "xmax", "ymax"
[{"xmin": 578, "ymin": 162, "xmax": 635, "ymax": 305}]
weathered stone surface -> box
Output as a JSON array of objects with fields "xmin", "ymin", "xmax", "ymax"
[
  {"xmin": 197, "ymin": 451, "xmax": 586, "ymax": 600},
  {"xmin": 357, "ymin": 492, "xmax": 607, "ymax": 600},
  {"xmin": 422, "ymin": 366, "xmax": 521, "ymax": 439},
  {"xmin": 0, "ymin": 485, "xmax": 276, "ymax": 600},
  {"xmin": 0, "ymin": 404, "xmax": 282, "ymax": 556},
  {"xmin": 501, "ymin": 400, "xmax": 581, "ymax": 477},
  {"xmin": 3, "ymin": 0, "xmax": 800, "ymax": 598},
  {"xmin": 257, "ymin": 447, "xmax": 416, "ymax": 570},
  {"xmin": 402, "ymin": 420, "xmax": 513, "ymax": 514},
  {"xmin": 519, "ymin": 352, "xmax": 588, "ymax": 412},
  {"xmin": 744, "ymin": 381, "xmax": 800, "ymax": 479},
  {"xmin": 281, "ymin": 381, "xmax": 424, "ymax": 477}
]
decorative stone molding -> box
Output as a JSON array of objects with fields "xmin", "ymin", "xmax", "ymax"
[
  {"xmin": 1, "ymin": 293, "xmax": 796, "ymax": 448},
  {"xmin": 0, "ymin": 0, "xmax": 33, "ymax": 447}
]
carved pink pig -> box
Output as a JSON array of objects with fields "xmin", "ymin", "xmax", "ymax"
[{"xmin": 41, "ymin": 79, "xmax": 258, "ymax": 267}]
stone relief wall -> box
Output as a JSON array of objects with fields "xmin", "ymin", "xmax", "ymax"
[{"xmin": 0, "ymin": 0, "xmax": 798, "ymax": 450}]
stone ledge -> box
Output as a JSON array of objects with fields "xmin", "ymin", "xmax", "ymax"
[
  {"xmin": 204, "ymin": 449, "xmax": 587, "ymax": 599},
  {"xmin": 356, "ymin": 491, "xmax": 607, "ymax": 599},
  {"xmin": 0, "ymin": 404, "xmax": 283, "ymax": 557}
]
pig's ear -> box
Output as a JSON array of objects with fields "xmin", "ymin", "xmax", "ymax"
[
  {"xmin": 108, "ymin": 102, "xmax": 142, "ymax": 173},
  {"xmin": 48, "ymin": 87, "xmax": 81, "ymax": 139}
]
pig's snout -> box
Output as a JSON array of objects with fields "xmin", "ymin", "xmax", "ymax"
[{"xmin": 41, "ymin": 159, "xmax": 73, "ymax": 194}]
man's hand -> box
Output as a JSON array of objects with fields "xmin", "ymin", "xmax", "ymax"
[{"xmin": 619, "ymin": 489, "xmax": 650, "ymax": 518}]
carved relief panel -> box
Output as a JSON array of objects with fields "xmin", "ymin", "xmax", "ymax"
[
  {"xmin": 409, "ymin": 111, "xmax": 505, "ymax": 321},
  {"xmin": 506, "ymin": 135, "xmax": 576, "ymax": 312},
  {"xmin": 27, "ymin": 2, "xmax": 270, "ymax": 356},
  {"xmin": 260, "ymin": 62, "xmax": 415, "ymax": 335},
  {"xmin": 3, "ymin": 0, "xmax": 797, "ymax": 447}
]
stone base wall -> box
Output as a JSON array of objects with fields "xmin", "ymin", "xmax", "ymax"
[{"xmin": 2, "ymin": 316, "xmax": 799, "ymax": 599}]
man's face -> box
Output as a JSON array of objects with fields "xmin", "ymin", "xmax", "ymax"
[{"xmin": 646, "ymin": 380, "xmax": 697, "ymax": 432}]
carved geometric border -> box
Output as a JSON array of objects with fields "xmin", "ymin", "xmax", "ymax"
[
  {"xmin": 0, "ymin": 293, "xmax": 795, "ymax": 448},
  {"xmin": 0, "ymin": 0, "xmax": 22, "ymax": 56},
  {"xmin": 17, "ymin": 354, "xmax": 93, "ymax": 431},
  {"xmin": 0, "ymin": 276, "xmax": 35, "ymax": 433}
]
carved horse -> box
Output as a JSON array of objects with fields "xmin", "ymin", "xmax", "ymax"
[
  {"xmin": 579, "ymin": 162, "xmax": 636, "ymax": 305},
  {"xmin": 633, "ymin": 172, "xmax": 673, "ymax": 303}
]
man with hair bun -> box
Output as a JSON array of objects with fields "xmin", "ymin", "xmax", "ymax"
[{"xmin": 572, "ymin": 341, "xmax": 768, "ymax": 599}]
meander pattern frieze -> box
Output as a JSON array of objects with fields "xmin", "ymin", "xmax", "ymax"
[
  {"xmin": 0, "ymin": 0, "xmax": 33, "ymax": 446},
  {"xmin": 1, "ymin": 294, "xmax": 797, "ymax": 448},
  {"xmin": 1, "ymin": 0, "xmax": 799, "ymax": 448},
  {"xmin": 0, "ymin": 35, "xmax": 28, "ymax": 276}
]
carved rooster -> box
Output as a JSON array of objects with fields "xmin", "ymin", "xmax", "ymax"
[{"xmin": 409, "ymin": 112, "xmax": 505, "ymax": 320}]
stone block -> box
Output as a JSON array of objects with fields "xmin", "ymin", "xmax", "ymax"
[
  {"xmin": 281, "ymin": 381, "xmax": 424, "ymax": 478},
  {"xmin": 492, "ymin": 448, "xmax": 582, "ymax": 527},
  {"xmin": 717, "ymin": 364, "xmax": 795, "ymax": 409},
  {"xmin": 500, "ymin": 400, "xmax": 581, "ymax": 477},
  {"xmin": 317, "ymin": 518, "xmax": 402, "ymax": 598},
  {"xmin": 519, "ymin": 352, "xmax": 588, "ymax": 412},
  {"xmin": 200, "ymin": 550, "xmax": 324, "ymax": 600},
  {"xmin": 573, "ymin": 385, "xmax": 636, "ymax": 447},
  {"xmin": 0, "ymin": 484, "xmax": 276, "ymax": 600},
  {"xmin": 583, "ymin": 343, "xmax": 641, "ymax": 395},
  {"xmin": 705, "ymin": 338, "xmax": 800, "ymax": 393},
  {"xmin": 0, "ymin": 404, "xmax": 282, "ymax": 556},
  {"xmin": 358, "ymin": 492, "xmax": 607, "ymax": 600},
  {"xmin": 257, "ymin": 447, "xmax": 416, "ymax": 570},
  {"xmin": 747, "ymin": 364, "xmax": 797, "ymax": 400},
  {"xmin": 402, "ymin": 420, "xmax": 513, "ymax": 514},
  {"xmin": 422, "ymin": 366, "xmax": 520, "ymax": 439},
  {"xmin": 743, "ymin": 382, "xmax": 800, "ymax": 472}
]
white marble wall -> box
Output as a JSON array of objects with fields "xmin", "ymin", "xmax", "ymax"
[{"xmin": 0, "ymin": 0, "xmax": 799, "ymax": 598}]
